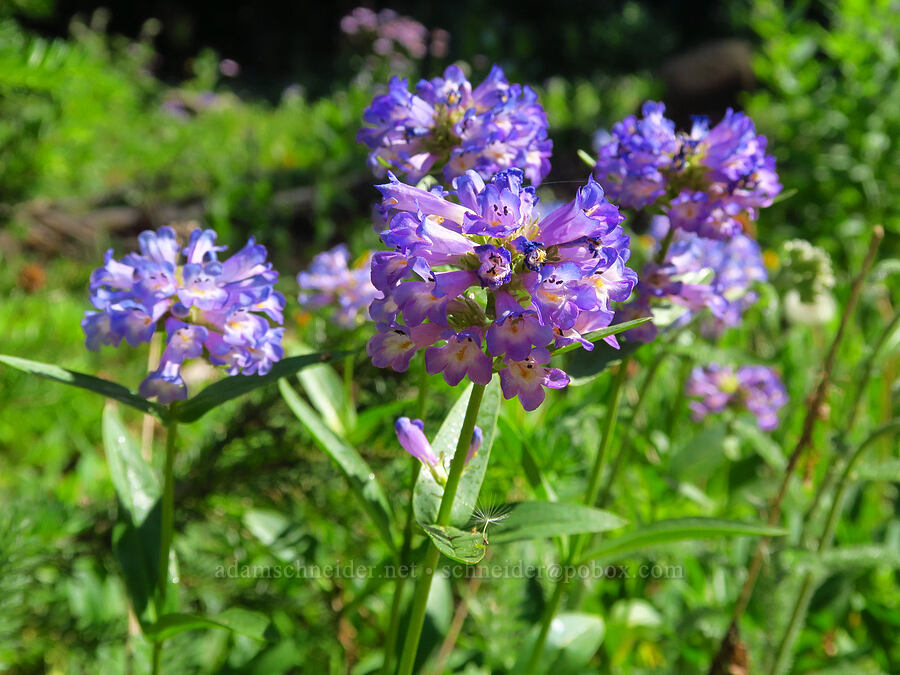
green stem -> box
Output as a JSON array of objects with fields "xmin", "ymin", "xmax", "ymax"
[
  {"xmin": 158, "ymin": 420, "xmax": 178, "ymax": 606},
  {"xmin": 151, "ymin": 416, "xmax": 178, "ymax": 675},
  {"xmin": 655, "ymin": 224, "xmax": 676, "ymax": 264},
  {"xmin": 396, "ymin": 383, "xmax": 486, "ymax": 675},
  {"xmin": 768, "ymin": 421, "xmax": 900, "ymax": 675},
  {"xmin": 599, "ymin": 352, "xmax": 667, "ymax": 507},
  {"xmin": 382, "ymin": 364, "xmax": 431, "ymax": 675},
  {"xmin": 524, "ymin": 363, "xmax": 629, "ymax": 673}
]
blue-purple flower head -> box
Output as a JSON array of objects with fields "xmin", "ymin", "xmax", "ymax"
[
  {"xmin": 366, "ymin": 168, "xmax": 638, "ymax": 411},
  {"xmin": 82, "ymin": 226, "xmax": 285, "ymax": 404},
  {"xmin": 358, "ymin": 65, "xmax": 552, "ymax": 186},
  {"xmin": 686, "ymin": 363, "xmax": 787, "ymax": 431},
  {"xmin": 617, "ymin": 216, "xmax": 767, "ymax": 343},
  {"xmin": 593, "ymin": 101, "xmax": 781, "ymax": 239},
  {"xmin": 297, "ymin": 244, "xmax": 380, "ymax": 328}
]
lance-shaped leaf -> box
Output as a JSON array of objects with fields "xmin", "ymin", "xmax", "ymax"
[
  {"xmin": 579, "ymin": 517, "xmax": 786, "ymax": 564},
  {"xmin": 177, "ymin": 351, "xmax": 348, "ymax": 423},
  {"xmin": 550, "ymin": 317, "xmax": 653, "ymax": 356},
  {"xmin": 561, "ymin": 339, "xmax": 642, "ymax": 387},
  {"xmin": 297, "ymin": 361, "xmax": 356, "ymax": 436},
  {"xmin": 487, "ymin": 501, "xmax": 626, "ymax": 544},
  {"xmin": 102, "ymin": 404, "xmax": 160, "ymax": 526},
  {"xmin": 513, "ymin": 613, "xmax": 605, "ymax": 675},
  {"xmin": 413, "ymin": 379, "xmax": 501, "ymax": 528},
  {"xmin": 144, "ymin": 608, "xmax": 273, "ymax": 642},
  {"xmin": 0, "ymin": 354, "xmax": 167, "ymax": 419},
  {"xmin": 420, "ymin": 524, "xmax": 485, "ymax": 564},
  {"xmin": 279, "ymin": 378, "xmax": 395, "ymax": 551}
]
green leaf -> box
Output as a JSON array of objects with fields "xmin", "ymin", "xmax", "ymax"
[
  {"xmin": 551, "ymin": 317, "xmax": 653, "ymax": 356},
  {"xmin": 561, "ymin": 339, "xmax": 642, "ymax": 387},
  {"xmin": 732, "ymin": 418, "xmax": 786, "ymax": 470},
  {"xmin": 488, "ymin": 501, "xmax": 626, "ymax": 544},
  {"xmin": 514, "ymin": 613, "xmax": 605, "ymax": 675},
  {"xmin": 144, "ymin": 607, "xmax": 273, "ymax": 642},
  {"xmin": 668, "ymin": 423, "xmax": 728, "ymax": 482},
  {"xmin": 278, "ymin": 378, "xmax": 395, "ymax": 551},
  {"xmin": 0, "ymin": 354, "xmax": 166, "ymax": 419},
  {"xmin": 102, "ymin": 404, "xmax": 160, "ymax": 526},
  {"xmin": 783, "ymin": 545, "xmax": 900, "ymax": 573},
  {"xmin": 577, "ymin": 149, "xmax": 597, "ymax": 167},
  {"xmin": 413, "ymin": 379, "xmax": 501, "ymax": 528},
  {"xmin": 520, "ymin": 443, "xmax": 557, "ymax": 503},
  {"xmin": 297, "ymin": 361, "xmax": 356, "ymax": 436},
  {"xmin": 176, "ymin": 351, "xmax": 347, "ymax": 423},
  {"xmin": 420, "ymin": 524, "xmax": 485, "ymax": 564},
  {"xmin": 857, "ymin": 458, "xmax": 900, "ymax": 482},
  {"xmin": 580, "ymin": 517, "xmax": 787, "ymax": 564},
  {"xmin": 112, "ymin": 503, "xmax": 161, "ymax": 623},
  {"xmin": 243, "ymin": 509, "xmax": 290, "ymax": 547}
]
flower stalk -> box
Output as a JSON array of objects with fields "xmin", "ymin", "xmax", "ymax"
[{"xmin": 396, "ymin": 383, "xmax": 486, "ymax": 675}]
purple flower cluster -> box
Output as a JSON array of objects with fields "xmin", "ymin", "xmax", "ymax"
[
  {"xmin": 358, "ymin": 65, "xmax": 552, "ymax": 186},
  {"xmin": 395, "ymin": 416, "xmax": 482, "ymax": 482},
  {"xmin": 623, "ymin": 216, "xmax": 767, "ymax": 342},
  {"xmin": 593, "ymin": 102, "xmax": 781, "ymax": 239},
  {"xmin": 686, "ymin": 363, "xmax": 787, "ymax": 431},
  {"xmin": 366, "ymin": 168, "xmax": 637, "ymax": 410},
  {"xmin": 82, "ymin": 227, "xmax": 284, "ymax": 404},
  {"xmin": 341, "ymin": 7, "xmax": 433, "ymax": 60},
  {"xmin": 297, "ymin": 244, "xmax": 380, "ymax": 328}
]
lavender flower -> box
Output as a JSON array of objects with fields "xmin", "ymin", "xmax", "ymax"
[
  {"xmin": 687, "ymin": 363, "xmax": 787, "ymax": 431},
  {"xmin": 395, "ymin": 417, "xmax": 483, "ymax": 482},
  {"xmin": 593, "ymin": 101, "xmax": 781, "ymax": 239},
  {"xmin": 297, "ymin": 244, "xmax": 380, "ymax": 328},
  {"xmin": 618, "ymin": 216, "xmax": 766, "ymax": 342},
  {"xmin": 358, "ymin": 66, "xmax": 552, "ymax": 185},
  {"xmin": 367, "ymin": 168, "xmax": 637, "ymax": 410},
  {"xmin": 82, "ymin": 226, "xmax": 285, "ymax": 404}
]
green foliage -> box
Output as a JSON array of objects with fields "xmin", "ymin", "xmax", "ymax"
[{"xmin": 747, "ymin": 0, "xmax": 900, "ymax": 256}]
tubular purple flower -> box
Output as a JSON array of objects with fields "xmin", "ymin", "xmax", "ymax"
[
  {"xmin": 297, "ymin": 244, "xmax": 380, "ymax": 328},
  {"xmin": 358, "ymin": 66, "xmax": 552, "ymax": 185},
  {"xmin": 593, "ymin": 101, "xmax": 781, "ymax": 239},
  {"xmin": 83, "ymin": 226, "xmax": 284, "ymax": 403},
  {"xmin": 395, "ymin": 417, "xmax": 439, "ymax": 467},
  {"xmin": 687, "ymin": 363, "xmax": 787, "ymax": 430},
  {"xmin": 367, "ymin": 170, "xmax": 637, "ymax": 409}
]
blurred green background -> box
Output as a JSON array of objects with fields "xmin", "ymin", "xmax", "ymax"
[{"xmin": 0, "ymin": 0, "xmax": 898, "ymax": 673}]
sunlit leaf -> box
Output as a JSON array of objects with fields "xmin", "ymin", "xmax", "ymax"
[
  {"xmin": 580, "ymin": 518, "xmax": 786, "ymax": 564},
  {"xmin": 279, "ymin": 378, "xmax": 395, "ymax": 551},
  {"xmin": 420, "ymin": 524, "xmax": 485, "ymax": 564},
  {"xmin": 0, "ymin": 354, "xmax": 166, "ymax": 419},
  {"xmin": 102, "ymin": 403, "xmax": 160, "ymax": 526},
  {"xmin": 413, "ymin": 379, "xmax": 501, "ymax": 528},
  {"xmin": 177, "ymin": 351, "xmax": 347, "ymax": 423}
]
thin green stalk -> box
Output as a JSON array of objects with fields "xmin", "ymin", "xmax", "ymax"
[
  {"xmin": 152, "ymin": 414, "xmax": 178, "ymax": 675},
  {"xmin": 382, "ymin": 364, "xmax": 431, "ymax": 675},
  {"xmin": 768, "ymin": 421, "xmax": 900, "ymax": 675},
  {"xmin": 800, "ymin": 309, "xmax": 899, "ymax": 540},
  {"xmin": 396, "ymin": 383, "xmax": 486, "ymax": 675},
  {"xmin": 655, "ymin": 225, "xmax": 676, "ymax": 264},
  {"xmin": 524, "ymin": 363, "xmax": 629, "ymax": 673},
  {"xmin": 599, "ymin": 352, "xmax": 667, "ymax": 506},
  {"xmin": 710, "ymin": 227, "xmax": 883, "ymax": 675}
]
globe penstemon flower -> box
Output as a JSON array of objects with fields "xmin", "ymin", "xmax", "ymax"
[
  {"xmin": 82, "ymin": 226, "xmax": 285, "ymax": 403},
  {"xmin": 686, "ymin": 363, "xmax": 788, "ymax": 431},
  {"xmin": 297, "ymin": 243, "xmax": 380, "ymax": 328},
  {"xmin": 366, "ymin": 168, "xmax": 637, "ymax": 410},
  {"xmin": 616, "ymin": 216, "xmax": 767, "ymax": 343},
  {"xmin": 593, "ymin": 101, "xmax": 781, "ymax": 239},
  {"xmin": 358, "ymin": 65, "xmax": 552, "ymax": 185}
]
